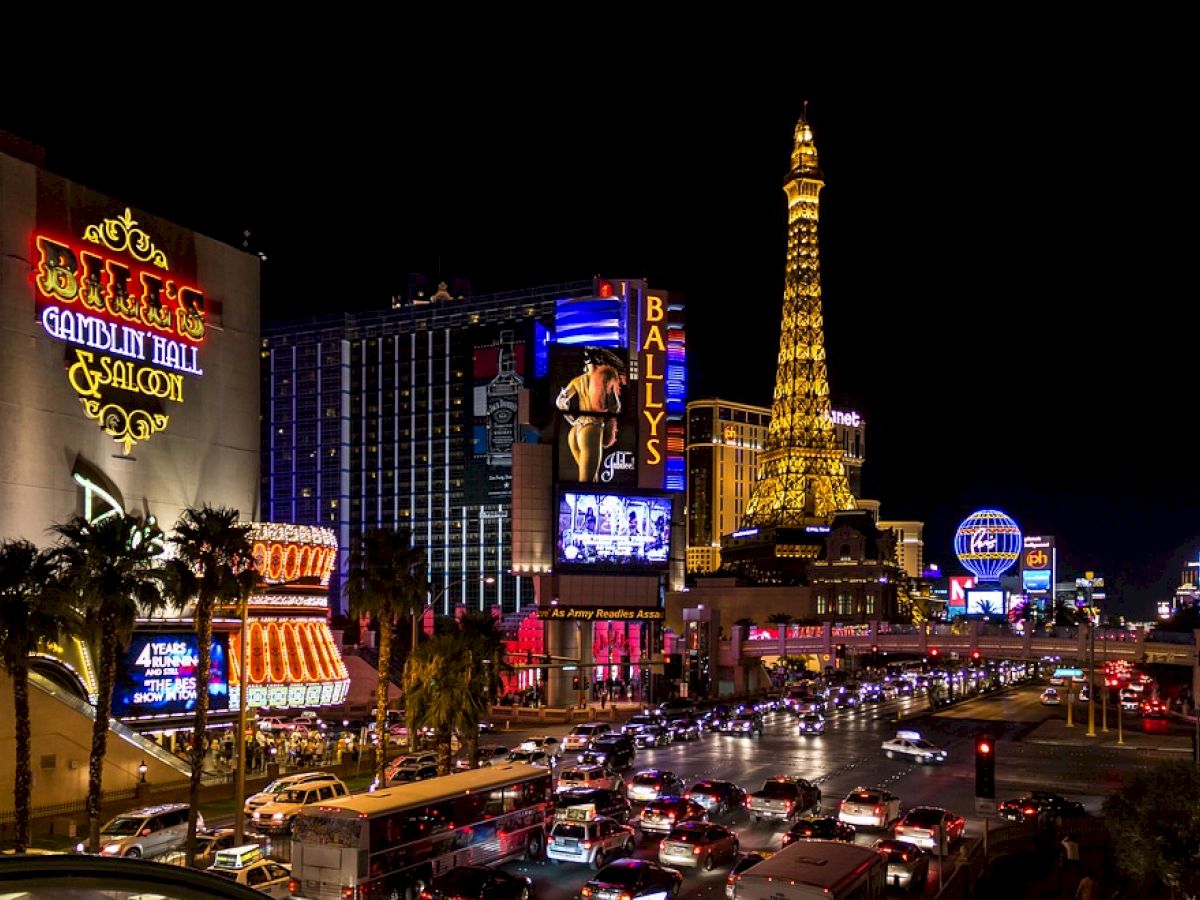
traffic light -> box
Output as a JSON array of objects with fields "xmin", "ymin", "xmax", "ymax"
[
  {"xmin": 971, "ymin": 649, "xmax": 982, "ymax": 664},
  {"xmin": 870, "ymin": 644, "xmax": 879, "ymax": 655},
  {"xmin": 975, "ymin": 734, "xmax": 996, "ymax": 799},
  {"xmin": 929, "ymin": 647, "xmax": 940, "ymax": 659},
  {"xmin": 572, "ymin": 675, "xmax": 581, "ymax": 691},
  {"xmin": 834, "ymin": 644, "xmax": 846, "ymax": 660}
]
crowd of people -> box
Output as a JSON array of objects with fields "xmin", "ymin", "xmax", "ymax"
[{"xmin": 162, "ymin": 725, "xmax": 358, "ymax": 776}]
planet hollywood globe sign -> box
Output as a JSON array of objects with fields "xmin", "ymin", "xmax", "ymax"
[{"xmin": 953, "ymin": 509, "xmax": 1022, "ymax": 583}]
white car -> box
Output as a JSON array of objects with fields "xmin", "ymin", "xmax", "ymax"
[
  {"xmin": 245, "ymin": 771, "xmax": 340, "ymax": 816},
  {"xmin": 838, "ymin": 787, "xmax": 901, "ymax": 829},
  {"xmin": 1040, "ymin": 688, "xmax": 1062, "ymax": 706},
  {"xmin": 207, "ymin": 844, "xmax": 291, "ymax": 897},
  {"xmin": 547, "ymin": 810, "xmax": 635, "ymax": 868},
  {"xmin": 557, "ymin": 764, "xmax": 622, "ymax": 793},
  {"xmin": 564, "ymin": 723, "xmax": 612, "ymax": 752},
  {"xmin": 518, "ymin": 735, "xmax": 562, "ymax": 758},
  {"xmin": 881, "ymin": 730, "xmax": 947, "ymax": 764}
]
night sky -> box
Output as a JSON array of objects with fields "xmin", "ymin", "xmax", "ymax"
[{"xmin": 4, "ymin": 69, "xmax": 1193, "ymax": 617}]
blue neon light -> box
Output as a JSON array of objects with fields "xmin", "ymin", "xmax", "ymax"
[
  {"xmin": 953, "ymin": 508, "xmax": 1022, "ymax": 582},
  {"xmin": 534, "ymin": 322, "xmax": 550, "ymax": 378},
  {"xmin": 555, "ymin": 297, "xmax": 626, "ymax": 347}
]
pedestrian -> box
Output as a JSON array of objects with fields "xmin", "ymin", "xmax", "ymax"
[
  {"xmin": 1075, "ymin": 873, "xmax": 1097, "ymax": 900},
  {"xmin": 1060, "ymin": 833, "xmax": 1080, "ymax": 892}
]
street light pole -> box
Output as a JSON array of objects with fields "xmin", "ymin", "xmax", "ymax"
[{"xmin": 233, "ymin": 586, "xmax": 252, "ymax": 845}]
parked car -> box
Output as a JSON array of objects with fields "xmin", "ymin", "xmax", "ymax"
[
  {"xmin": 639, "ymin": 797, "xmax": 708, "ymax": 837},
  {"xmin": 893, "ymin": 806, "xmax": 965, "ymax": 853},
  {"xmin": 780, "ymin": 816, "xmax": 856, "ymax": 847},
  {"xmin": 747, "ymin": 777, "xmax": 821, "ymax": 822},
  {"xmin": 251, "ymin": 778, "xmax": 348, "ymax": 834},
  {"xmin": 873, "ymin": 838, "xmax": 930, "ymax": 891},
  {"xmin": 684, "ymin": 780, "xmax": 747, "ymax": 819},
  {"xmin": 86, "ymin": 803, "xmax": 197, "ymax": 858},
  {"xmin": 582, "ymin": 858, "xmax": 683, "ymax": 900},
  {"xmin": 627, "ymin": 770, "xmax": 686, "ymax": 804},
  {"xmin": 838, "ymin": 787, "xmax": 901, "ymax": 829},
  {"xmin": 547, "ymin": 810, "xmax": 635, "ymax": 869},
  {"xmin": 423, "ymin": 865, "xmax": 533, "ymax": 900},
  {"xmin": 658, "ymin": 822, "xmax": 739, "ymax": 870},
  {"xmin": 565, "ymin": 722, "xmax": 613, "ymax": 752}
]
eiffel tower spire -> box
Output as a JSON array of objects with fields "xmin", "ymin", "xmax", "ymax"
[{"xmin": 741, "ymin": 111, "xmax": 856, "ymax": 527}]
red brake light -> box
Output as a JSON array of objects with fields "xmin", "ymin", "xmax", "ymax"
[
  {"xmin": 581, "ymin": 840, "xmax": 593, "ymax": 849},
  {"xmin": 619, "ymin": 894, "xmax": 632, "ymax": 900},
  {"xmin": 289, "ymin": 879, "xmax": 300, "ymax": 894},
  {"xmin": 693, "ymin": 845, "xmax": 703, "ymax": 855},
  {"xmin": 874, "ymin": 806, "xmax": 882, "ymax": 815},
  {"xmin": 342, "ymin": 889, "xmax": 357, "ymax": 900}
]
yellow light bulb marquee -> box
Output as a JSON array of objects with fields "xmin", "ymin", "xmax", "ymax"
[{"xmin": 741, "ymin": 114, "xmax": 856, "ymax": 527}]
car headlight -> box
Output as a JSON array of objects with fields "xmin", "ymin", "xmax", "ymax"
[
  {"xmin": 75, "ymin": 843, "xmax": 85, "ymax": 853},
  {"xmin": 252, "ymin": 812, "xmax": 261, "ymax": 819},
  {"xmin": 103, "ymin": 844, "xmax": 122, "ymax": 855},
  {"xmin": 273, "ymin": 812, "xmax": 285, "ymax": 820}
]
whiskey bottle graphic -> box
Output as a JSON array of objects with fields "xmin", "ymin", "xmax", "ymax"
[{"xmin": 486, "ymin": 330, "xmax": 523, "ymax": 467}]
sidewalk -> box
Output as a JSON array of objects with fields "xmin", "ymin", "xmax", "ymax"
[{"xmin": 1022, "ymin": 717, "xmax": 1192, "ymax": 753}]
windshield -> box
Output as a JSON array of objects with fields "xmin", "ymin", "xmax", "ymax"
[
  {"xmin": 574, "ymin": 725, "xmax": 598, "ymax": 736},
  {"xmin": 560, "ymin": 770, "xmax": 586, "ymax": 781},
  {"xmin": 263, "ymin": 779, "xmax": 292, "ymax": 793},
  {"xmin": 393, "ymin": 768, "xmax": 422, "ymax": 782},
  {"xmin": 594, "ymin": 865, "xmax": 640, "ymax": 888},
  {"xmin": 101, "ymin": 817, "xmax": 145, "ymax": 836},
  {"xmin": 912, "ymin": 740, "xmax": 936, "ymax": 750}
]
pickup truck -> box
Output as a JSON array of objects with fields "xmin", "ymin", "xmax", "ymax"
[{"xmin": 746, "ymin": 777, "xmax": 821, "ymax": 822}]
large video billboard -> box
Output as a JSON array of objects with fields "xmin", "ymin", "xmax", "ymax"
[
  {"xmin": 557, "ymin": 491, "xmax": 672, "ymax": 571},
  {"xmin": 113, "ymin": 632, "xmax": 229, "ymax": 717},
  {"xmin": 550, "ymin": 345, "xmax": 637, "ymax": 486}
]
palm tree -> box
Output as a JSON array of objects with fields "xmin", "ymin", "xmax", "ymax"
[
  {"xmin": 454, "ymin": 611, "xmax": 509, "ymax": 769},
  {"xmin": 168, "ymin": 505, "xmax": 256, "ymax": 867},
  {"xmin": 0, "ymin": 540, "xmax": 67, "ymax": 852},
  {"xmin": 347, "ymin": 528, "xmax": 427, "ymax": 787},
  {"xmin": 52, "ymin": 514, "xmax": 167, "ymax": 854},
  {"xmin": 405, "ymin": 632, "xmax": 489, "ymax": 775}
]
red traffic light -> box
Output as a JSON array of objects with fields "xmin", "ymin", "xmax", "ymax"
[
  {"xmin": 971, "ymin": 649, "xmax": 981, "ymax": 660},
  {"xmin": 870, "ymin": 645, "xmax": 879, "ymax": 654},
  {"xmin": 977, "ymin": 739, "xmax": 992, "ymax": 755},
  {"xmin": 929, "ymin": 648, "xmax": 940, "ymax": 657}
]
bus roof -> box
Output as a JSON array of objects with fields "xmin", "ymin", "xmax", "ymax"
[
  {"xmin": 737, "ymin": 840, "xmax": 884, "ymax": 892},
  {"xmin": 301, "ymin": 763, "xmax": 549, "ymax": 820}
]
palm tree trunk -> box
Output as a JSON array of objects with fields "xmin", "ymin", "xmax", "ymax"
[
  {"xmin": 376, "ymin": 614, "xmax": 393, "ymax": 787},
  {"xmin": 88, "ymin": 625, "xmax": 118, "ymax": 853},
  {"xmin": 185, "ymin": 597, "xmax": 213, "ymax": 867},
  {"xmin": 409, "ymin": 610, "xmax": 420, "ymax": 752},
  {"xmin": 12, "ymin": 660, "xmax": 32, "ymax": 852},
  {"xmin": 436, "ymin": 725, "xmax": 452, "ymax": 776}
]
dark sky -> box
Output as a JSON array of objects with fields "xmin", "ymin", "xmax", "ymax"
[{"xmin": 4, "ymin": 67, "xmax": 1194, "ymax": 617}]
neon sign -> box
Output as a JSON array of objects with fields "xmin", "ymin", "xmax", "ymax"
[
  {"xmin": 247, "ymin": 523, "xmax": 338, "ymax": 587},
  {"xmin": 34, "ymin": 209, "xmax": 207, "ymax": 453},
  {"xmin": 639, "ymin": 293, "xmax": 666, "ymax": 481}
]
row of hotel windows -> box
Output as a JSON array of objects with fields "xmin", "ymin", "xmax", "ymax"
[{"xmin": 815, "ymin": 593, "xmax": 877, "ymax": 616}]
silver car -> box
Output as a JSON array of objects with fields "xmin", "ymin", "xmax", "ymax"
[
  {"xmin": 658, "ymin": 822, "xmax": 739, "ymax": 870},
  {"xmin": 90, "ymin": 804, "xmax": 198, "ymax": 858}
]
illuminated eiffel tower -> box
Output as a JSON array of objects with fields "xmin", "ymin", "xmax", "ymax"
[{"xmin": 741, "ymin": 111, "xmax": 856, "ymax": 528}]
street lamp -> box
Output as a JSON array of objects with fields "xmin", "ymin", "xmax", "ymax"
[
  {"xmin": 137, "ymin": 760, "xmax": 147, "ymax": 783},
  {"xmin": 414, "ymin": 575, "xmax": 498, "ymax": 656}
]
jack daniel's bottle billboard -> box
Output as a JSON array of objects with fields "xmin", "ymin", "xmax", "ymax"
[{"xmin": 485, "ymin": 330, "xmax": 522, "ymax": 467}]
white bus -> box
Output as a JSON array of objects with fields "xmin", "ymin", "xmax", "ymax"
[
  {"xmin": 289, "ymin": 763, "xmax": 552, "ymax": 900},
  {"xmin": 731, "ymin": 839, "xmax": 886, "ymax": 900}
]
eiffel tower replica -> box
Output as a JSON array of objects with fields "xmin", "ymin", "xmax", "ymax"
[{"xmin": 721, "ymin": 111, "xmax": 859, "ymax": 583}]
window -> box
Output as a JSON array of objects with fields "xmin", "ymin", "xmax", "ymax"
[
  {"xmin": 865, "ymin": 594, "xmax": 876, "ymax": 615},
  {"xmin": 816, "ymin": 594, "xmax": 827, "ymax": 615},
  {"xmin": 837, "ymin": 592, "xmax": 853, "ymax": 616},
  {"xmin": 839, "ymin": 544, "xmax": 852, "ymax": 562}
]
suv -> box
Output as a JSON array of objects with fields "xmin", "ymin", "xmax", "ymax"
[
  {"xmin": 245, "ymin": 771, "xmax": 340, "ymax": 816},
  {"xmin": 565, "ymin": 722, "xmax": 612, "ymax": 752},
  {"xmin": 558, "ymin": 764, "xmax": 622, "ymax": 793},
  {"xmin": 91, "ymin": 803, "xmax": 196, "ymax": 858},
  {"xmin": 386, "ymin": 752, "xmax": 437, "ymax": 782},
  {"xmin": 389, "ymin": 762, "xmax": 439, "ymax": 784},
  {"xmin": 627, "ymin": 770, "xmax": 685, "ymax": 804},
  {"xmin": 558, "ymin": 788, "xmax": 632, "ymax": 824},
  {"xmin": 251, "ymin": 777, "xmax": 348, "ymax": 834},
  {"xmin": 547, "ymin": 812, "xmax": 635, "ymax": 869},
  {"xmin": 583, "ymin": 735, "xmax": 636, "ymax": 771}
]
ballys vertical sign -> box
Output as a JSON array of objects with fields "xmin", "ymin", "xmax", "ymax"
[
  {"xmin": 33, "ymin": 209, "xmax": 206, "ymax": 453},
  {"xmin": 638, "ymin": 293, "xmax": 666, "ymax": 489}
]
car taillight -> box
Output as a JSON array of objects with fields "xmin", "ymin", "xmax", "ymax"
[
  {"xmin": 289, "ymin": 879, "xmax": 300, "ymax": 895},
  {"xmin": 342, "ymin": 888, "xmax": 357, "ymax": 900},
  {"xmin": 581, "ymin": 889, "xmax": 591, "ymax": 898},
  {"xmin": 839, "ymin": 800, "xmax": 845, "ymax": 809},
  {"xmin": 1023, "ymin": 807, "xmax": 1037, "ymax": 816},
  {"xmin": 743, "ymin": 797, "xmax": 750, "ymax": 807},
  {"xmin": 668, "ymin": 813, "xmax": 676, "ymax": 821},
  {"xmin": 655, "ymin": 783, "xmax": 662, "ymax": 791},
  {"xmin": 694, "ymin": 845, "xmax": 703, "ymax": 855},
  {"xmin": 581, "ymin": 840, "xmax": 593, "ymax": 849},
  {"xmin": 784, "ymin": 801, "xmax": 793, "ymax": 811},
  {"xmin": 619, "ymin": 894, "xmax": 632, "ymax": 900},
  {"xmin": 874, "ymin": 806, "xmax": 882, "ymax": 816},
  {"xmin": 929, "ymin": 828, "xmax": 938, "ymax": 837}
]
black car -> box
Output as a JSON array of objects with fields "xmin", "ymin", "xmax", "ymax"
[
  {"xmin": 558, "ymin": 787, "xmax": 632, "ymax": 824},
  {"xmin": 665, "ymin": 716, "xmax": 701, "ymax": 742},
  {"xmin": 685, "ymin": 780, "xmax": 747, "ymax": 819},
  {"xmin": 658, "ymin": 699, "xmax": 697, "ymax": 715},
  {"xmin": 582, "ymin": 858, "xmax": 682, "ymax": 900},
  {"xmin": 780, "ymin": 816, "xmax": 856, "ymax": 847},
  {"xmin": 996, "ymin": 791, "xmax": 1086, "ymax": 823},
  {"xmin": 726, "ymin": 852, "xmax": 769, "ymax": 898},
  {"xmin": 585, "ymin": 735, "xmax": 637, "ymax": 771},
  {"xmin": 424, "ymin": 866, "xmax": 532, "ymax": 900}
]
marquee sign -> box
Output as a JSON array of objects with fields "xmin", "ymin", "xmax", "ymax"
[
  {"xmin": 34, "ymin": 208, "xmax": 207, "ymax": 453},
  {"xmin": 536, "ymin": 606, "xmax": 665, "ymax": 621}
]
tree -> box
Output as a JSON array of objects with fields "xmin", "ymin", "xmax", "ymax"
[
  {"xmin": 167, "ymin": 505, "xmax": 256, "ymax": 867},
  {"xmin": 766, "ymin": 612, "xmax": 795, "ymax": 625},
  {"xmin": 733, "ymin": 617, "xmax": 757, "ymax": 628},
  {"xmin": 52, "ymin": 514, "xmax": 167, "ymax": 854},
  {"xmin": 347, "ymin": 528, "xmax": 427, "ymax": 786},
  {"xmin": 453, "ymin": 611, "xmax": 509, "ymax": 769},
  {"xmin": 1103, "ymin": 762, "xmax": 1200, "ymax": 898},
  {"xmin": 404, "ymin": 632, "xmax": 489, "ymax": 775},
  {"xmin": 0, "ymin": 540, "xmax": 67, "ymax": 852}
]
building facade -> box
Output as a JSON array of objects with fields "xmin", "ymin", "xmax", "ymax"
[
  {"xmin": 878, "ymin": 520, "xmax": 924, "ymax": 579},
  {"xmin": 685, "ymin": 398, "xmax": 865, "ymax": 574}
]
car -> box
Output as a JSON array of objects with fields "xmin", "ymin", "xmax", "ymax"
[
  {"xmin": 1049, "ymin": 675, "xmax": 1066, "ymax": 686},
  {"xmin": 547, "ymin": 808, "xmax": 636, "ymax": 869},
  {"xmin": 639, "ymin": 797, "xmax": 708, "ymax": 837},
  {"xmin": 893, "ymin": 806, "xmax": 965, "ymax": 853},
  {"xmin": 1120, "ymin": 689, "xmax": 1141, "ymax": 712},
  {"xmin": 206, "ymin": 844, "xmax": 291, "ymax": 897},
  {"xmin": 85, "ymin": 803, "xmax": 197, "ymax": 858},
  {"xmin": 665, "ymin": 717, "xmax": 702, "ymax": 742},
  {"xmin": 622, "ymin": 714, "xmax": 662, "ymax": 737},
  {"xmin": 634, "ymin": 725, "xmax": 672, "ymax": 749},
  {"xmin": 658, "ymin": 822, "xmax": 740, "ymax": 870},
  {"xmin": 873, "ymin": 838, "xmax": 930, "ymax": 891},
  {"xmin": 996, "ymin": 791, "xmax": 1086, "ymax": 823},
  {"xmin": 559, "ymin": 788, "xmax": 633, "ymax": 824},
  {"xmin": 565, "ymin": 722, "xmax": 613, "ymax": 752},
  {"xmin": 747, "ymin": 777, "xmax": 822, "ymax": 822},
  {"xmin": 582, "ymin": 858, "xmax": 683, "ymax": 900},
  {"xmin": 477, "ymin": 721, "xmax": 497, "ymax": 734},
  {"xmin": 423, "ymin": 864, "xmax": 533, "ymax": 900},
  {"xmin": 838, "ymin": 787, "xmax": 901, "ymax": 829},
  {"xmin": 1141, "ymin": 697, "xmax": 1168, "ymax": 717},
  {"xmin": 794, "ymin": 696, "xmax": 826, "ymax": 715},
  {"xmin": 780, "ymin": 816, "xmax": 856, "ymax": 847},
  {"xmin": 725, "ymin": 852, "xmax": 770, "ymax": 899},
  {"xmin": 797, "ymin": 713, "xmax": 825, "ymax": 736},
  {"xmin": 385, "ymin": 752, "xmax": 438, "ymax": 782},
  {"xmin": 557, "ymin": 764, "xmax": 623, "ymax": 793},
  {"xmin": 700, "ymin": 705, "xmax": 731, "ymax": 730},
  {"xmin": 585, "ymin": 735, "xmax": 637, "ymax": 771},
  {"xmin": 1040, "ymin": 688, "xmax": 1062, "ymax": 706},
  {"xmin": 627, "ymin": 770, "xmax": 686, "ymax": 804},
  {"xmin": 192, "ymin": 828, "xmax": 250, "ymax": 869},
  {"xmin": 389, "ymin": 762, "xmax": 439, "ymax": 784},
  {"xmin": 455, "ymin": 745, "xmax": 511, "ymax": 771},
  {"xmin": 859, "ymin": 684, "xmax": 884, "ymax": 704},
  {"xmin": 506, "ymin": 749, "xmax": 554, "ymax": 768},
  {"xmin": 684, "ymin": 780, "xmax": 747, "ymax": 819},
  {"xmin": 881, "ymin": 730, "xmax": 948, "ymax": 764},
  {"xmin": 658, "ymin": 699, "xmax": 697, "ymax": 715},
  {"xmin": 244, "ymin": 771, "xmax": 340, "ymax": 816},
  {"xmin": 720, "ymin": 712, "xmax": 763, "ymax": 737},
  {"xmin": 518, "ymin": 735, "xmax": 562, "ymax": 757},
  {"xmin": 251, "ymin": 778, "xmax": 348, "ymax": 834},
  {"xmin": 893, "ymin": 680, "xmax": 915, "ymax": 697}
]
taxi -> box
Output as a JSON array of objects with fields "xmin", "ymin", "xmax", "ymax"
[
  {"xmin": 881, "ymin": 730, "xmax": 947, "ymax": 764},
  {"xmin": 206, "ymin": 844, "xmax": 291, "ymax": 897},
  {"xmin": 546, "ymin": 803, "xmax": 635, "ymax": 869}
]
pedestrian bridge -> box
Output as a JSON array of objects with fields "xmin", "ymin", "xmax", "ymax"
[{"xmin": 720, "ymin": 621, "xmax": 1199, "ymax": 670}]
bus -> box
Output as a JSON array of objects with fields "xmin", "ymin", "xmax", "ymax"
[
  {"xmin": 289, "ymin": 763, "xmax": 552, "ymax": 900},
  {"xmin": 731, "ymin": 839, "xmax": 886, "ymax": 900}
]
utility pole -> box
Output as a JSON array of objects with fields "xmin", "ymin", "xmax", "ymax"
[{"xmin": 233, "ymin": 588, "xmax": 252, "ymax": 846}]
